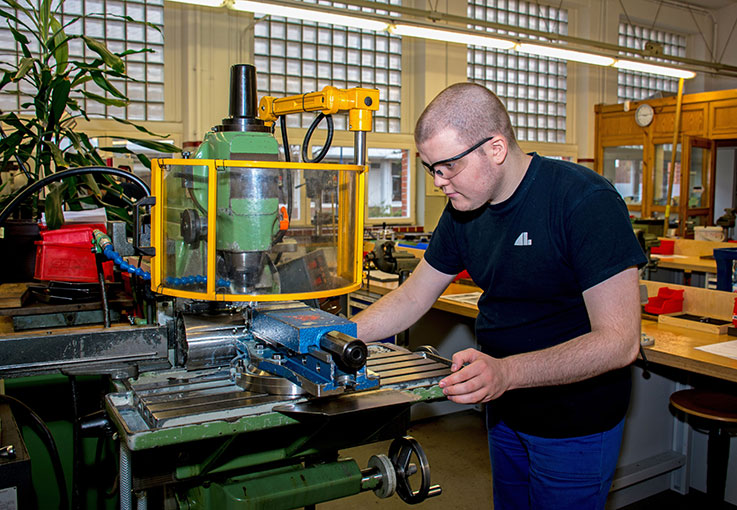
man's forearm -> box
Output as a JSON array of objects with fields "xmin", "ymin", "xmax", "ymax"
[
  {"xmin": 353, "ymin": 287, "xmax": 428, "ymax": 341},
  {"xmin": 502, "ymin": 327, "xmax": 640, "ymax": 390},
  {"xmin": 502, "ymin": 267, "xmax": 641, "ymax": 390},
  {"xmin": 353, "ymin": 258, "xmax": 456, "ymax": 342}
]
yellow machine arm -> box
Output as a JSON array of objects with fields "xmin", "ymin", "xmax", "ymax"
[{"xmin": 258, "ymin": 86, "xmax": 379, "ymax": 132}]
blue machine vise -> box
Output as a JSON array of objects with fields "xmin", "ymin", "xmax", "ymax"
[{"xmin": 244, "ymin": 304, "xmax": 379, "ymax": 396}]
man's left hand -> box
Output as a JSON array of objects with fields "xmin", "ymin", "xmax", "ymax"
[{"xmin": 438, "ymin": 348, "xmax": 511, "ymax": 404}]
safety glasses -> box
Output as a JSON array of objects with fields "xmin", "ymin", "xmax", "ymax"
[{"xmin": 421, "ymin": 136, "xmax": 494, "ymax": 179}]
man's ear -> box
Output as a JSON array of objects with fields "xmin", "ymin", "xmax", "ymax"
[{"xmin": 489, "ymin": 136, "xmax": 508, "ymax": 165}]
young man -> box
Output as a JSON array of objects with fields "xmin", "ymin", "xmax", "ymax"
[{"xmin": 353, "ymin": 83, "xmax": 646, "ymax": 510}]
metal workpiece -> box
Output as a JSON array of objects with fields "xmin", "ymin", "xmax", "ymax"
[
  {"xmin": 179, "ymin": 313, "xmax": 244, "ymax": 369},
  {"xmin": 0, "ymin": 324, "xmax": 169, "ymax": 379}
]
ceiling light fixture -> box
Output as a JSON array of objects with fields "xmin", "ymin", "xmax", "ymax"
[
  {"xmin": 613, "ymin": 59, "xmax": 697, "ymax": 79},
  {"xmin": 230, "ymin": 0, "xmax": 387, "ymax": 32},
  {"xmin": 389, "ymin": 23, "xmax": 515, "ymax": 50},
  {"xmin": 516, "ymin": 43, "xmax": 615, "ymax": 67},
  {"xmin": 168, "ymin": 0, "xmax": 225, "ymax": 7}
]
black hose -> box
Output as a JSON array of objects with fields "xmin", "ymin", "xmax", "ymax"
[
  {"xmin": 0, "ymin": 393, "xmax": 70, "ymax": 510},
  {"xmin": 0, "ymin": 166, "xmax": 151, "ymax": 226},
  {"xmin": 301, "ymin": 113, "xmax": 334, "ymax": 163},
  {"xmin": 273, "ymin": 115, "xmax": 294, "ymax": 247}
]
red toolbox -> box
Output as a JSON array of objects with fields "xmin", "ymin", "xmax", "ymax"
[{"xmin": 34, "ymin": 224, "xmax": 114, "ymax": 282}]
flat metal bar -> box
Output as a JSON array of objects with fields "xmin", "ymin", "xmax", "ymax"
[
  {"xmin": 371, "ymin": 358, "xmax": 440, "ymax": 372},
  {"xmin": 273, "ymin": 389, "xmax": 419, "ymax": 417},
  {"xmin": 144, "ymin": 391, "xmax": 268, "ymax": 412},
  {"xmin": 150, "ymin": 394, "xmax": 285, "ymax": 421},
  {"xmin": 378, "ymin": 364, "xmax": 450, "ymax": 379},
  {"xmin": 140, "ymin": 384, "xmax": 250, "ymax": 403},
  {"xmin": 133, "ymin": 379, "xmax": 235, "ymax": 397},
  {"xmin": 379, "ymin": 368, "xmax": 451, "ymax": 386}
]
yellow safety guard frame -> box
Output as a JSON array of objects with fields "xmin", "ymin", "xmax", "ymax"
[{"xmin": 150, "ymin": 158, "xmax": 367, "ymax": 302}]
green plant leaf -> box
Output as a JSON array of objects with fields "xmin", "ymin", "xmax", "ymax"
[
  {"xmin": 7, "ymin": 25, "xmax": 29, "ymax": 45},
  {"xmin": 110, "ymin": 117, "xmax": 172, "ymax": 139},
  {"xmin": 80, "ymin": 173, "xmax": 102, "ymax": 197},
  {"xmin": 43, "ymin": 140, "xmax": 67, "ymax": 167},
  {"xmin": 13, "ymin": 57, "xmax": 34, "ymax": 81},
  {"xmin": 0, "ymin": 71, "xmax": 12, "ymax": 91},
  {"xmin": 89, "ymin": 71, "xmax": 127, "ymax": 99},
  {"xmin": 82, "ymin": 36, "xmax": 125, "ymax": 73},
  {"xmin": 69, "ymin": 74, "xmax": 92, "ymax": 88},
  {"xmin": 45, "ymin": 183, "xmax": 65, "ymax": 229},
  {"xmin": 49, "ymin": 16, "xmax": 68, "ymax": 75},
  {"xmin": 39, "ymin": 0, "xmax": 52, "ymax": 36},
  {"xmin": 135, "ymin": 152, "xmax": 152, "ymax": 169},
  {"xmin": 106, "ymin": 12, "xmax": 162, "ymax": 35},
  {"xmin": 81, "ymin": 90, "xmax": 128, "ymax": 107},
  {"xmin": 48, "ymin": 76, "xmax": 71, "ymax": 130},
  {"xmin": 119, "ymin": 48, "xmax": 154, "ymax": 58}
]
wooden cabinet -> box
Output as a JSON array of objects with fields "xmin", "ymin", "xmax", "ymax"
[{"xmin": 595, "ymin": 90, "xmax": 737, "ymax": 236}]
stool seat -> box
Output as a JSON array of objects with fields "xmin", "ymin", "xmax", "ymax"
[
  {"xmin": 670, "ymin": 389, "xmax": 737, "ymax": 507},
  {"xmin": 670, "ymin": 389, "xmax": 737, "ymax": 423}
]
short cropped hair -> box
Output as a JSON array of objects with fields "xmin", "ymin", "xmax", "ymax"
[{"xmin": 414, "ymin": 83, "xmax": 517, "ymax": 148}]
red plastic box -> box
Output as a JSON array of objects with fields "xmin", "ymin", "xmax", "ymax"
[
  {"xmin": 644, "ymin": 287, "xmax": 684, "ymax": 315},
  {"xmin": 34, "ymin": 224, "xmax": 114, "ymax": 282},
  {"xmin": 651, "ymin": 239, "xmax": 675, "ymax": 255}
]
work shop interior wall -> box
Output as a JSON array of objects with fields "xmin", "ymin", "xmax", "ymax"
[{"xmin": 160, "ymin": 0, "xmax": 737, "ymax": 228}]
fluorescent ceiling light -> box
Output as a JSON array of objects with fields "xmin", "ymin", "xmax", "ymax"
[
  {"xmin": 231, "ymin": 0, "xmax": 387, "ymax": 31},
  {"xmin": 390, "ymin": 24, "xmax": 515, "ymax": 50},
  {"xmin": 614, "ymin": 59, "xmax": 696, "ymax": 79},
  {"xmin": 517, "ymin": 43, "xmax": 615, "ymax": 66},
  {"xmin": 168, "ymin": 0, "xmax": 225, "ymax": 7}
]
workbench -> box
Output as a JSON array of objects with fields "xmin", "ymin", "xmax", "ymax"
[{"xmin": 649, "ymin": 238, "xmax": 734, "ymax": 287}]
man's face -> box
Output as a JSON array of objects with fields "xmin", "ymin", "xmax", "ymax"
[{"xmin": 418, "ymin": 130, "xmax": 499, "ymax": 211}]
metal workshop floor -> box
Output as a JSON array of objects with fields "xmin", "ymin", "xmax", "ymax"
[{"xmin": 319, "ymin": 408, "xmax": 493, "ymax": 509}]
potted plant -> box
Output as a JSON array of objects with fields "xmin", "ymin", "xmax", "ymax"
[
  {"xmin": 0, "ymin": 0, "xmax": 178, "ymax": 229},
  {"xmin": 0, "ymin": 0, "xmax": 178, "ymax": 281}
]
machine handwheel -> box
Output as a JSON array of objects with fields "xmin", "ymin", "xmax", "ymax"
[{"xmin": 388, "ymin": 436, "xmax": 432, "ymax": 504}]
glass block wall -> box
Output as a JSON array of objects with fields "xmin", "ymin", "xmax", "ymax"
[
  {"xmin": 0, "ymin": 0, "xmax": 165, "ymax": 121},
  {"xmin": 467, "ymin": 0, "xmax": 568, "ymax": 143},
  {"xmin": 253, "ymin": 0, "xmax": 402, "ymax": 133},
  {"xmin": 618, "ymin": 22, "xmax": 686, "ymax": 102}
]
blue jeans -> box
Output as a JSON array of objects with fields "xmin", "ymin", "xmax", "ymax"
[{"xmin": 488, "ymin": 418, "xmax": 625, "ymax": 510}]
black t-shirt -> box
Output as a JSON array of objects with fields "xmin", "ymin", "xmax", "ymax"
[{"xmin": 424, "ymin": 154, "xmax": 647, "ymax": 438}]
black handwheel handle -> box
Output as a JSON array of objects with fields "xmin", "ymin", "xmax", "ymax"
[{"xmin": 388, "ymin": 436, "xmax": 432, "ymax": 504}]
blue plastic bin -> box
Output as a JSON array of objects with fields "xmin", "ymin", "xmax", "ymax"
[{"xmin": 713, "ymin": 247, "xmax": 737, "ymax": 292}]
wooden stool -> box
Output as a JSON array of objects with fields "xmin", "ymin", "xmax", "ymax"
[{"xmin": 670, "ymin": 389, "xmax": 737, "ymax": 506}]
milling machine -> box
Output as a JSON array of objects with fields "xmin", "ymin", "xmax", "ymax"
[{"xmin": 0, "ymin": 65, "xmax": 449, "ymax": 509}]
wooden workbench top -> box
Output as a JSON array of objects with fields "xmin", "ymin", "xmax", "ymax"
[
  {"xmin": 361, "ymin": 278, "xmax": 480, "ymax": 319},
  {"xmin": 652, "ymin": 237, "xmax": 735, "ymax": 273},
  {"xmin": 642, "ymin": 319, "xmax": 737, "ymax": 383}
]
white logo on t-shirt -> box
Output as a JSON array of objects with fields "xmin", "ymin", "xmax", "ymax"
[{"xmin": 514, "ymin": 232, "xmax": 532, "ymax": 246}]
